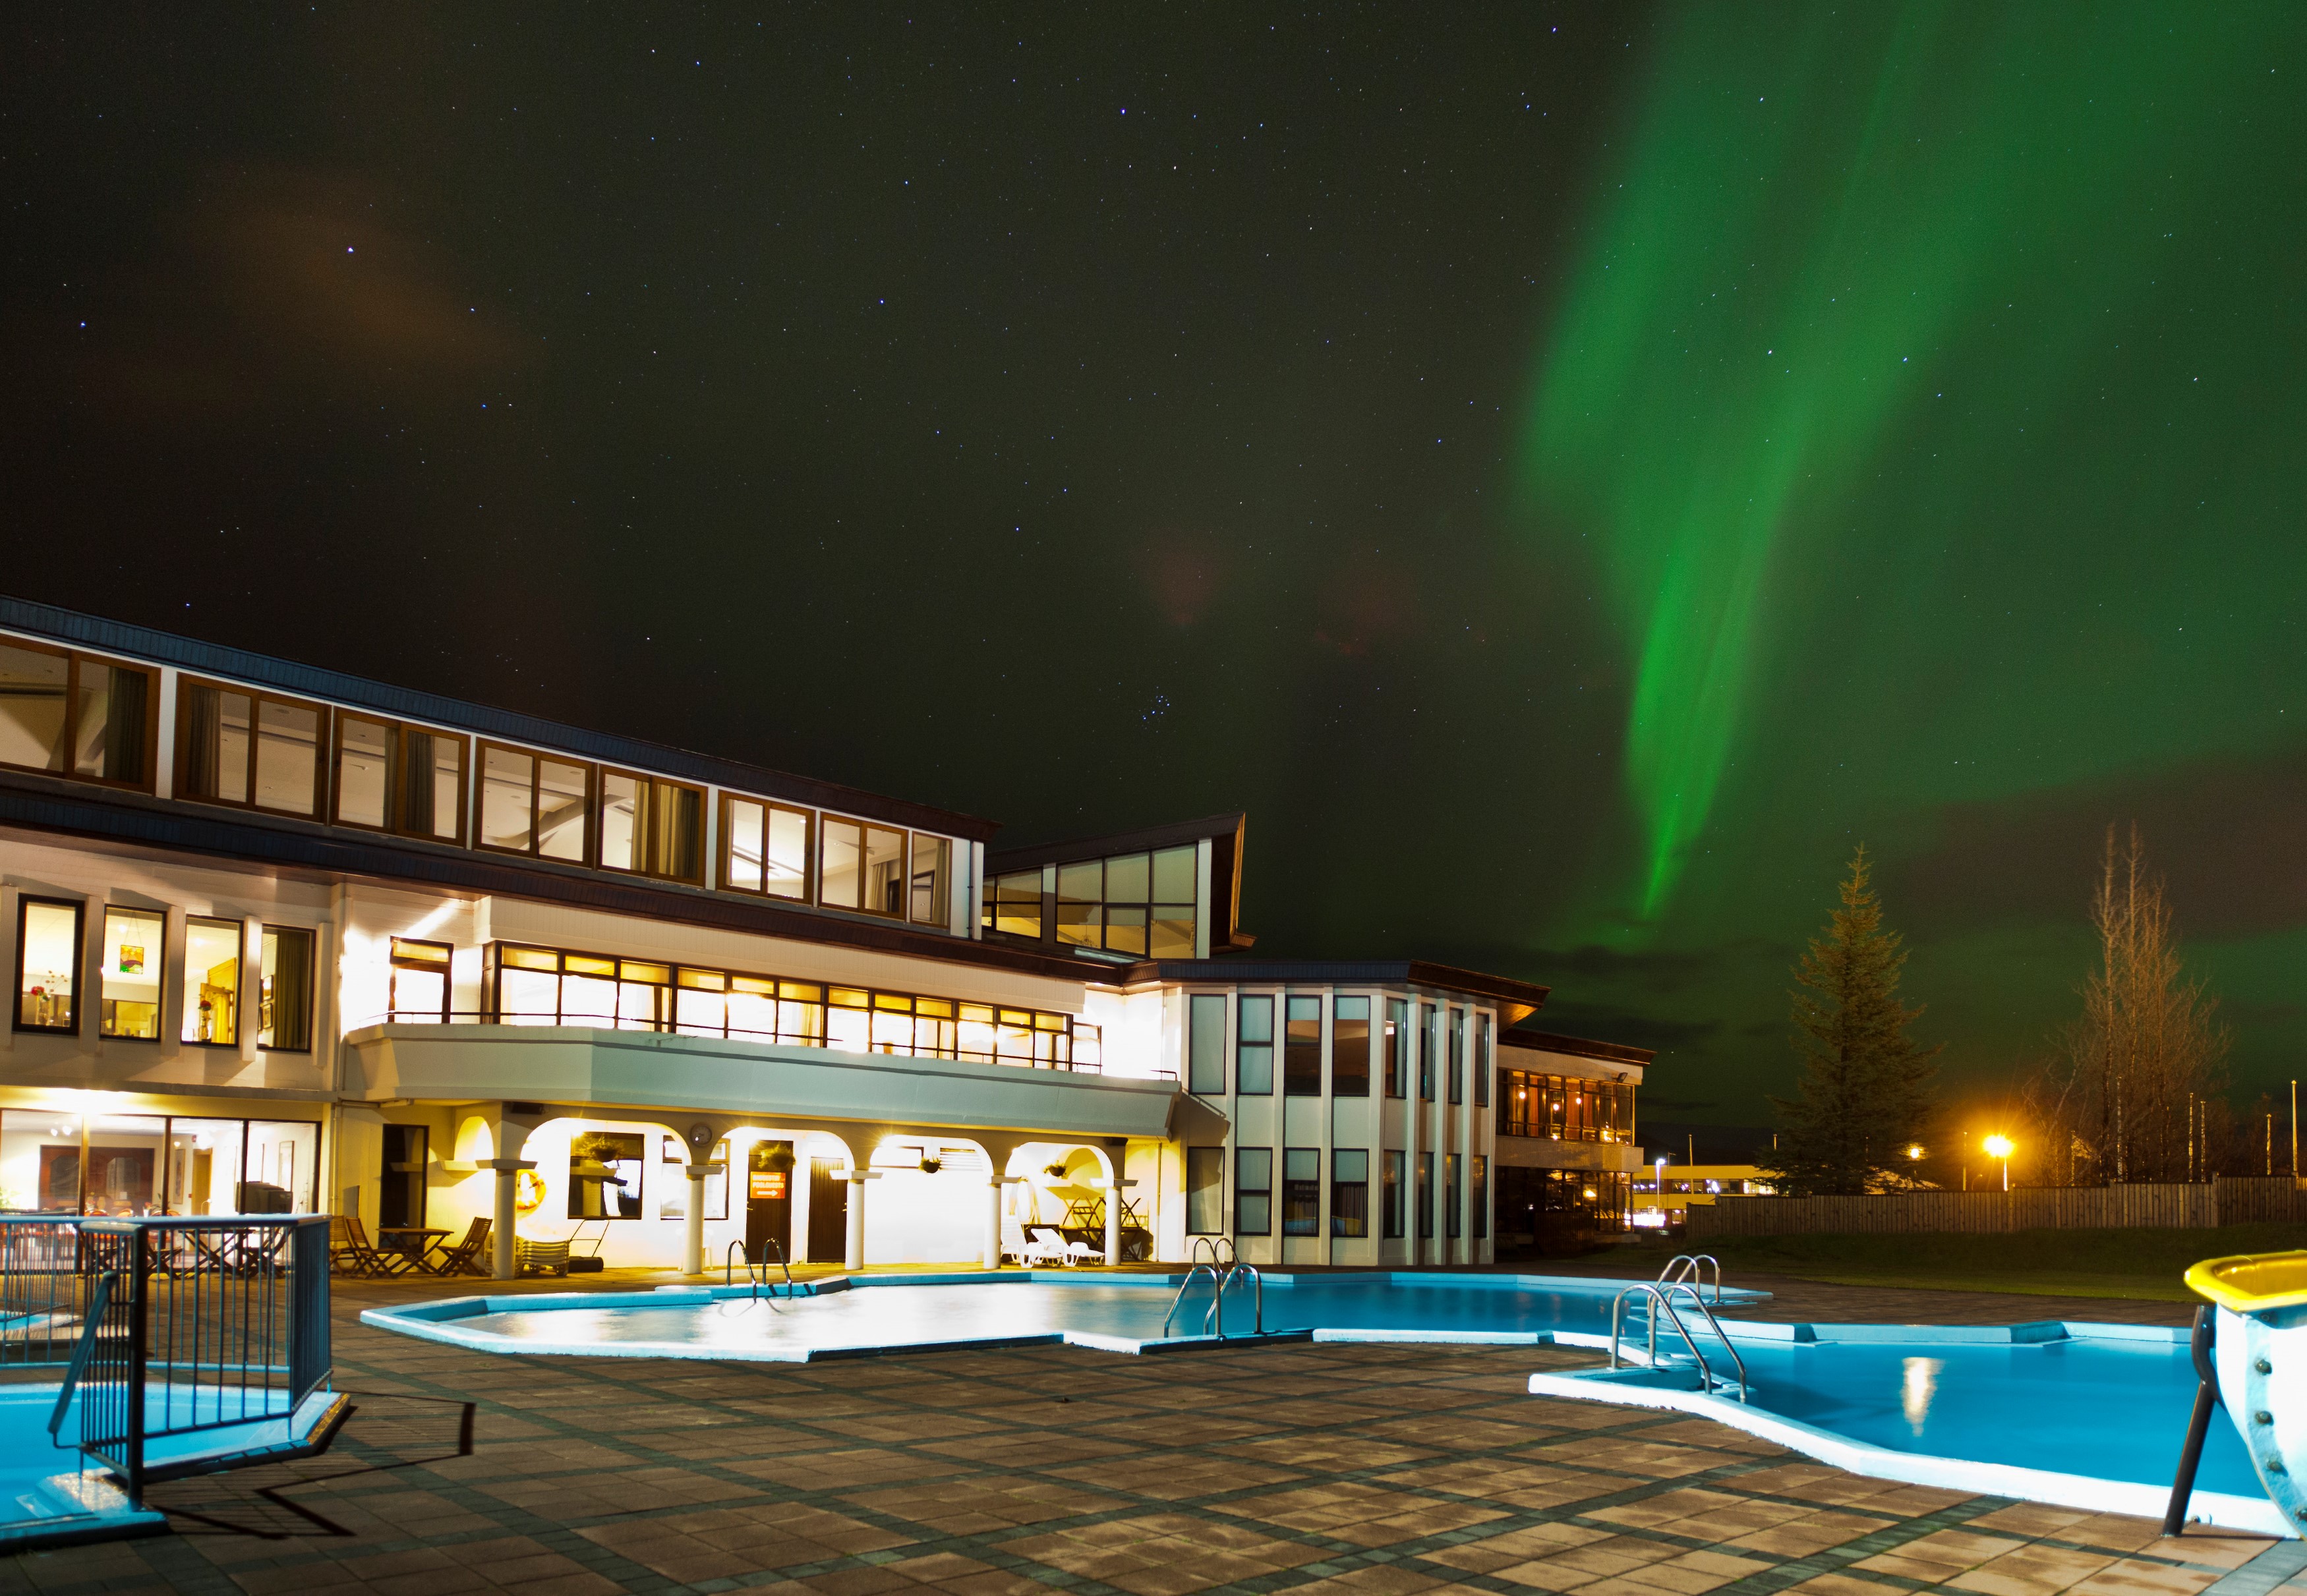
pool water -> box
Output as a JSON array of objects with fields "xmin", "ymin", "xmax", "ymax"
[{"xmin": 462, "ymin": 1275, "xmax": 1678, "ymax": 1353}]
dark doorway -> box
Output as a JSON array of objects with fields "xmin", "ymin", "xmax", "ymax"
[
  {"xmin": 380, "ymin": 1124, "xmax": 428, "ymax": 1230},
  {"xmin": 745, "ymin": 1140, "xmax": 795, "ymax": 1265},
  {"xmin": 807, "ymin": 1156, "xmax": 848, "ymax": 1263}
]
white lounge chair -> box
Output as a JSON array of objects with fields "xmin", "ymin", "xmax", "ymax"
[{"xmin": 1030, "ymin": 1227, "xmax": 1099, "ymax": 1267}]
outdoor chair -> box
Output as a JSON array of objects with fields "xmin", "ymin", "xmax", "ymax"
[
  {"xmin": 515, "ymin": 1237, "xmax": 571, "ymax": 1277},
  {"xmin": 1026, "ymin": 1227, "xmax": 1097, "ymax": 1267},
  {"xmin": 432, "ymin": 1217, "xmax": 491, "ymax": 1276},
  {"xmin": 330, "ymin": 1214, "xmax": 398, "ymax": 1278}
]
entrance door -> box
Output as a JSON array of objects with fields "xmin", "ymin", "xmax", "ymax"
[
  {"xmin": 380, "ymin": 1124, "xmax": 428, "ymax": 1230},
  {"xmin": 807, "ymin": 1156, "xmax": 848, "ymax": 1263},
  {"xmin": 745, "ymin": 1140, "xmax": 795, "ymax": 1265}
]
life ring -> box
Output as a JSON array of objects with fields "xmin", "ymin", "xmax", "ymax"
[{"xmin": 514, "ymin": 1168, "xmax": 546, "ymax": 1215}]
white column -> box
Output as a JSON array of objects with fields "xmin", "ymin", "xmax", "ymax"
[
  {"xmin": 481, "ymin": 1158, "xmax": 535, "ymax": 1280},
  {"xmin": 240, "ymin": 917, "xmax": 264, "ymax": 1064},
  {"xmin": 1402, "ymin": 1004, "xmax": 1420, "ymax": 1267},
  {"xmin": 1096, "ymin": 1170, "xmax": 1136, "ymax": 1266},
  {"xmin": 682, "ymin": 1162, "xmax": 722, "ymax": 1275},
  {"xmin": 843, "ymin": 1169, "xmax": 881, "ymax": 1271},
  {"xmin": 984, "ymin": 1178, "xmax": 1005, "ymax": 1268}
]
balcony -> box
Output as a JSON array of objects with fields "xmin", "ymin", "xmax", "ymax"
[{"xmin": 340, "ymin": 1017, "xmax": 1179, "ymax": 1141}]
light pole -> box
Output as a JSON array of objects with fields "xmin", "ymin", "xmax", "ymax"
[
  {"xmin": 1906, "ymin": 1144, "xmax": 1925, "ymax": 1191},
  {"xmin": 1984, "ymin": 1135, "xmax": 2014, "ymax": 1192}
]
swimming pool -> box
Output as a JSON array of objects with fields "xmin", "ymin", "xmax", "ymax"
[{"xmin": 364, "ymin": 1270, "xmax": 2271, "ymax": 1533}]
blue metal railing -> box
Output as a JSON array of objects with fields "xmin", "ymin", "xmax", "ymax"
[{"xmin": 29, "ymin": 1216, "xmax": 332, "ymax": 1506}]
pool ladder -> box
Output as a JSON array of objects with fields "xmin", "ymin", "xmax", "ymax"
[
  {"xmin": 1658, "ymin": 1253, "xmax": 1723, "ymax": 1305},
  {"xmin": 1610, "ymin": 1280, "xmax": 1749, "ymax": 1402},
  {"xmin": 725, "ymin": 1239, "xmax": 798, "ymax": 1307},
  {"xmin": 1160, "ymin": 1239, "xmax": 1266, "ymax": 1339}
]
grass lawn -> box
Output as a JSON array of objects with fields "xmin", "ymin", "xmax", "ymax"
[{"xmin": 1649, "ymin": 1224, "xmax": 2307, "ymax": 1302}]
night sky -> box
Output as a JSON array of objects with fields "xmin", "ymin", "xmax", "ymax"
[{"xmin": 7, "ymin": 7, "xmax": 2305, "ymax": 1126}]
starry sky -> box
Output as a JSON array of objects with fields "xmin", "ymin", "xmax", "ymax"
[{"xmin": 5, "ymin": 6, "xmax": 2304, "ymax": 1127}]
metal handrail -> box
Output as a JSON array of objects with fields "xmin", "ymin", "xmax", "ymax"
[
  {"xmin": 724, "ymin": 1240, "xmax": 759, "ymax": 1299},
  {"xmin": 1657, "ymin": 1280, "xmax": 1748, "ymax": 1400},
  {"xmin": 760, "ymin": 1238, "xmax": 796, "ymax": 1298},
  {"xmin": 1610, "ymin": 1282, "xmax": 1747, "ymax": 1402},
  {"xmin": 1191, "ymin": 1236, "xmax": 1237, "ymax": 1270},
  {"xmin": 1218, "ymin": 1263, "xmax": 1264, "ymax": 1338},
  {"xmin": 1163, "ymin": 1263, "xmax": 1223, "ymax": 1336},
  {"xmin": 1658, "ymin": 1253, "xmax": 1722, "ymax": 1305},
  {"xmin": 45, "ymin": 1272, "xmax": 111, "ymax": 1442}
]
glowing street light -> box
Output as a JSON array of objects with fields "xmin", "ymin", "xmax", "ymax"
[{"xmin": 1983, "ymin": 1134, "xmax": 2014, "ymax": 1191}]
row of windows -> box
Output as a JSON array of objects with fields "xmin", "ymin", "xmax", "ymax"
[
  {"xmin": 1496, "ymin": 1071, "xmax": 1637, "ymax": 1143},
  {"xmin": 12, "ymin": 896, "xmax": 314, "ymax": 1050},
  {"xmin": 0, "ymin": 635, "xmax": 958, "ymax": 931},
  {"xmin": 0, "ymin": 1108, "xmax": 320, "ymax": 1215},
  {"xmin": 984, "ymin": 845, "xmax": 1198, "ymax": 957},
  {"xmin": 366, "ymin": 938, "xmax": 1105, "ymax": 1071},
  {"xmin": 1184, "ymin": 993, "xmax": 1493, "ymax": 1106},
  {"xmin": 1183, "ymin": 1147, "xmax": 1490, "ymax": 1241},
  {"xmin": 1496, "ymin": 1168, "xmax": 1631, "ymax": 1235}
]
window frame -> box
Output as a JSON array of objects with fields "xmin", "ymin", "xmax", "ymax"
[
  {"xmin": 174, "ymin": 674, "xmax": 330, "ymax": 818},
  {"xmin": 13, "ymin": 894, "xmax": 85, "ymax": 1035},
  {"xmin": 98, "ymin": 903, "xmax": 164, "ymax": 1042},
  {"xmin": 475, "ymin": 739, "xmax": 595, "ymax": 863},
  {"xmin": 388, "ymin": 936, "xmax": 453, "ymax": 1023},
  {"xmin": 0, "ymin": 638, "xmax": 160, "ymax": 793},
  {"xmin": 181, "ymin": 914, "xmax": 243, "ymax": 1047},
  {"xmin": 1384, "ymin": 997, "xmax": 1407, "ymax": 1098},
  {"xmin": 1282, "ymin": 995, "xmax": 1322, "ymax": 1097},
  {"xmin": 1236, "ymin": 994, "xmax": 1275, "ymax": 1096},
  {"xmin": 1185, "ymin": 1145, "xmax": 1226, "ymax": 1234},
  {"xmin": 1186, "ymin": 992, "xmax": 1227, "ymax": 1095},
  {"xmin": 258, "ymin": 924, "xmax": 316, "ymax": 1052},
  {"xmin": 595, "ymin": 766, "xmax": 707, "ymax": 885},
  {"xmin": 330, "ymin": 713, "xmax": 471, "ymax": 845},
  {"xmin": 1235, "ymin": 1147, "xmax": 1273, "ymax": 1236},
  {"xmin": 718, "ymin": 793, "xmax": 814, "ymax": 901},
  {"xmin": 1382, "ymin": 1149, "xmax": 1405, "ymax": 1239},
  {"xmin": 1281, "ymin": 1147, "xmax": 1321, "ymax": 1237},
  {"xmin": 1330, "ymin": 994, "xmax": 1371, "ymax": 1098}
]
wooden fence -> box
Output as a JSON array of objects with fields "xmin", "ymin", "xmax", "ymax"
[{"xmin": 1686, "ymin": 1176, "xmax": 2307, "ymax": 1238}]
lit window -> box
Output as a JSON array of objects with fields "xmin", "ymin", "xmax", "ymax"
[
  {"xmin": 182, "ymin": 917, "xmax": 241, "ymax": 1044},
  {"xmin": 15, "ymin": 898, "xmax": 83, "ymax": 1034},
  {"xmin": 100, "ymin": 907, "xmax": 162, "ymax": 1040}
]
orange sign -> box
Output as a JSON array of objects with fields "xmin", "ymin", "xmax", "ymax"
[{"xmin": 749, "ymin": 1171, "xmax": 786, "ymax": 1201}]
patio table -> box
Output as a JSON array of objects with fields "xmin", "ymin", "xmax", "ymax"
[{"xmin": 376, "ymin": 1226, "xmax": 452, "ymax": 1274}]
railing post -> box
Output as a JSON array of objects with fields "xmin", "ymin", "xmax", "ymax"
[{"xmin": 124, "ymin": 1226, "xmax": 150, "ymax": 1508}]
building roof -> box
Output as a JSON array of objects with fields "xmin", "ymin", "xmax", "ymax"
[
  {"xmin": 1500, "ymin": 1029, "xmax": 1656, "ymax": 1066},
  {"xmin": 0, "ymin": 594, "xmax": 998, "ymax": 841}
]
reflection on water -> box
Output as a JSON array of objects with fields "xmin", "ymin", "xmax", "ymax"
[{"xmin": 1900, "ymin": 1355, "xmax": 1941, "ymax": 1435}]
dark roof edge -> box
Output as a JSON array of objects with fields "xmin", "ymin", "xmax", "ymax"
[
  {"xmin": 1128, "ymin": 958, "xmax": 1550, "ymax": 1010},
  {"xmin": 1502, "ymin": 1029, "xmax": 1656, "ymax": 1066},
  {"xmin": 988, "ymin": 812, "xmax": 1246, "ymax": 873},
  {"xmin": 0, "ymin": 595, "xmax": 1000, "ymax": 841},
  {"xmin": 0, "ymin": 779, "xmax": 1093, "ymax": 987}
]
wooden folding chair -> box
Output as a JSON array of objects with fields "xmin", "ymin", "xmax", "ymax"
[
  {"xmin": 432, "ymin": 1217, "xmax": 492, "ymax": 1277},
  {"xmin": 331, "ymin": 1213, "xmax": 399, "ymax": 1277}
]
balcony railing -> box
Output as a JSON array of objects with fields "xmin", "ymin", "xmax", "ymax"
[{"xmin": 356, "ymin": 1010, "xmax": 1179, "ymax": 1083}]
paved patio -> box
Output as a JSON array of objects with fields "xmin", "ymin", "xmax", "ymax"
[{"xmin": 0, "ymin": 1268, "xmax": 2281, "ymax": 1596}]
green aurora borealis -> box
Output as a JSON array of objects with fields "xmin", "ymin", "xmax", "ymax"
[{"xmin": 1519, "ymin": 5, "xmax": 2307, "ymax": 1117}]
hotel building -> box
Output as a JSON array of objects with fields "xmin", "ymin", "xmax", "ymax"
[{"xmin": 0, "ymin": 598, "xmax": 1643, "ymax": 1276}]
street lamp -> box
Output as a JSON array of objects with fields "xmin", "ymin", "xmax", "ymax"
[
  {"xmin": 1983, "ymin": 1135, "xmax": 2014, "ymax": 1191},
  {"xmin": 1906, "ymin": 1144, "xmax": 1925, "ymax": 1191}
]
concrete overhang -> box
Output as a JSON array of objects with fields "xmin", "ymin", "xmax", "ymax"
[{"xmin": 342, "ymin": 1023, "xmax": 1178, "ymax": 1141}]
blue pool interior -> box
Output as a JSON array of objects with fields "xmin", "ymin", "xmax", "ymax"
[{"xmin": 372, "ymin": 1269, "xmax": 2247, "ymax": 1504}]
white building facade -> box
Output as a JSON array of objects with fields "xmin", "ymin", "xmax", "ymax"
[{"xmin": 0, "ymin": 598, "xmax": 1623, "ymax": 1276}]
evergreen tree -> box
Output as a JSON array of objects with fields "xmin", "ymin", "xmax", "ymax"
[{"xmin": 1762, "ymin": 845, "xmax": 1941, "ymax": 1195}]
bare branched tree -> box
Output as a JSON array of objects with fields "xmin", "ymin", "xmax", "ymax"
[{"xmin": 2030, "ymin": 824, "xmax": 2229, "ymax": 1184}]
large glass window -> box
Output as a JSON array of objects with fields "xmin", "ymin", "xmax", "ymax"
[
  {"xmin": 1186, "ymin": 1146, "xmax": 1225, "ymax": 1234},
  {"xmin": 260, "ymin": 926, "xmax": 314, "ymax": 1050},
  {"xmin": 1237, "ymin": 996, "xmax": 1274, "ymax": 1095},
  {"xmin": 1331, "ymin": 996, "xmax": 1370, "ymax": 1098},
  {"xmin": 658, "ymin": 1135, "xmax": 729, "ymax": 1220},
  {"xmin": 818, "ymin": 816, "xmax": 863, "ymax": 909},
  {"xmin": 0, "ymin": 1109, "xmax": 84, "ymax": 1211},
  {"xmin": 83, "ymin": 1114, "xmax": 163, "ymax": 1215},
  {"xmin": 1417, "ymin": 1152, "xmax": 1435, "ymax": 1240},
  {"xmin": 484, "ymin": 941, "xmax": 1086, "ymax": 1069},
  {"xmin": 333, "ymin": 716, "xmax": 466, "ymax": 842},
  {"xmin": 861, "ymin": 825, "xmax": 906, "ymax": 917},
  {"xmin": 599, "ymin": 770, "xmax": 704, "ymax": 883},
  {"xmin": 1446, "ymin": 1152, "xmax": 1463, "ymax": 1240},
  {"xmin": 986, "ymin": 872, "xmax": 1043, "ymax": 938},
  {"xmin": 1382, "ymin": 1150, "xmax": 1404, "ymax": 1239},
  {"xmin": 1419, "ymin": 1004, "xmax": 1438, "ymax": 1102},
  {"xmin": 722, "ymin": 797, "xmax": 811, "ymax": 899},
  {"xmin": 99, "ymin": 906, "xmax": 162, "ymax": 1039},
  {"xmin": 1030, "ymin": 847, "xmax": 1196, "ymax": 955},
  {"xmin": 1282, "ymin": 1149, "xmax": 1320, "ymax": 1236},
  {"xmin": 568, "ymin": 1130, "xmax": 644, "ymax": 1219},
  {"xmin": 1473, "ymin": 1154, "xmax": 1488, "ymax": 1241},
  {"xmin": 1332, "ymin": 1149, "xmax": 1369, "ymax": 1238},
  {"xmin": 15, "ymin": 897, "xmax": 82, "ymax": 1033},
  {"xmin": 908, "ymin": 834, "xmax": 950, "ymax": 925},
  {"xmin": 1385, "ymin": 998, "xmax": 1406, "ymax": 1097},
  {"xmin": 478, "ymin": 743, "xmax": 592, "ymax": 861},
  {"xmin": 388, "ymin": 936, "xmax": 451, "ymax": 1023},
  {"xmin": 1236, "ymin": 1147, "xmax": 1273, "ymax": 1236},
  {"xmin": 1448, "ymin": 1010, "xmax": 1464, "ymax": 1104},
  {"xmin": 1283, "ymin": 996, "xmax": 1322, "ymax": 1095},
  {"xmin": 0, "ymin": 1110, "xmax": 315, "ymax": 1216},
  {"xmin": 1187, "ymin": 993, "xmax": 1227, "ymax": 1095},
  {"xmin": 1498, "ymin": 1071, "xmax": 1635, "ymax": 1143},
  {"xmin": 177, "ymin": 680, "xmax": 325, "ymax": 816},
  {"xmin": 1475, "ymin": 1015, "xmax": 1492, "ymax": 1109},
  {"xmin": 0, "ymin": 641, "xmax": 154, "ymax": 789},
  {"xmin": 181, "ymin": 917, "xmax": 241, "ymax": 1045}
]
